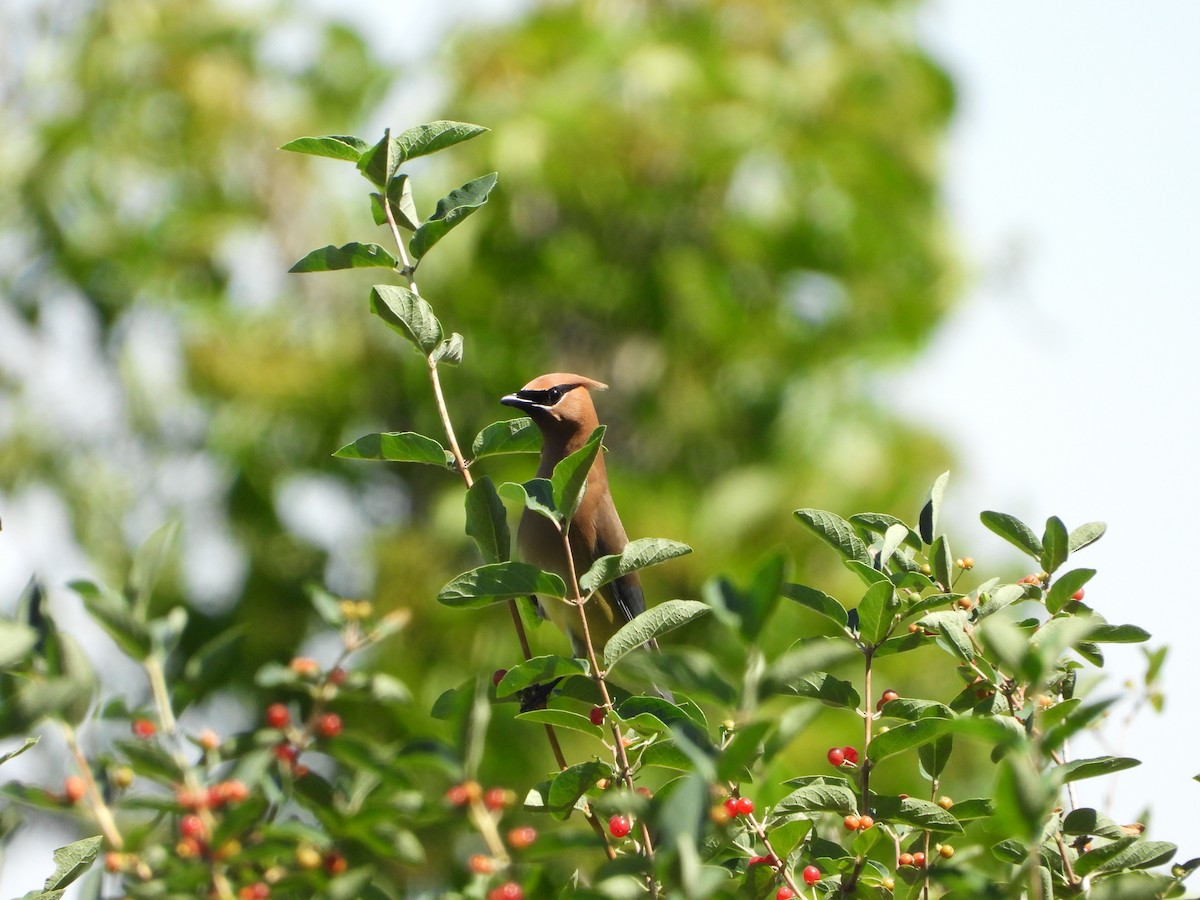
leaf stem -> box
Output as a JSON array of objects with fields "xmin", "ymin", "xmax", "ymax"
[{"xmin": 62, "ymin": 724, "xmax": 124, "ymax": 850}]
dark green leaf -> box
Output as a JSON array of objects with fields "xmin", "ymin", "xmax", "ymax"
[
  {"xmin": 333, "ymin": 431, "xmax": 453, "ymax": 467},
  {"xmin": 918, "ymin": 730, "xmax": 953, "ymax": 781},
  {"xmin": 929, "ymin": 534, "xmax": 952, "ymax": 590},
  {"xmin": 1087, "ymin": 872, "xmax": 1176, "ymax": 900},
  {"xmin": 581, "ymin": 539, "xmax": 692, "ymax": 596},
  {"xmin": 288, "ymin": 242, "xmax": 398, "ymax": 273},
  {"xmin": 1068, "ymin": 521, "xmax": 1107, "ymax": 553},
  {"xmin": 1062, "ymin": 808, "xmax": 1127, "ymax": 840},
  {"xmin": 369, "ymin": 284, "xmax": 442, "ymax": 356},
  {"xmin": 867, "ymin": 718, "xmax": 952, "ymax": 763},
  {"xmin": 849, "ymin": 513, "xmax": 922, "ymax": 550},
  {"xmin": 393, "ymin": 120, "xmax": 489, "ymax": 162},
  {"xmin": 515, "ymin": 709, "xmax": 604, "ymax": 740},
  {"xmin": 869, "ymin": 795, "xmax": 962, "ymax": 833},
  {"xmin": 918, "ymin": 470, "xmax": 949, "ymax": 544},
  {"xmin": 794, "ymin": 509, "xmax": 871, "ymax": 564},
  {"xmin": 472, "ymin": 418, "xmax": 541, "ymax": 460},
  {"xmin": 1057, "ymin": 756, "xmax": 1139, "ymax": 783},
  {"xmin": 616, "ymin": 696, "xmax": 706, "ymax": 733},
  {"xmin": 465, "ymin": 477, "xmax": 510, "ymax": 564},
  {"xmin": 782, "ymin": 584, "xmax": 848, "ymax": 628},
  {"xmin": 857, "ymin": 580, "xmax": 898, "ymax": 645},
  {"xmin": 1046, "ymin": 568, "xmax": 1096, "ymax": 614},
  {"xmin": 845, "ymin": 559, "xmax": 891, "ymax": 587},
  {"xmin": 548, "ymin": 760, "xmax": 612, "ymax": 812},
  {"xmin": 279, "ymin": 134, "xmax": 368, "ymax": 161},
  {"xmin": 980, "ymin": 510, "xmax": 1043, "ymax": 559},
  {"xmin": 438, "ymin": 563, "xmax": 565, "ymax": 608},
  {"xmin": 499, "ymin": 478, "xmax": 558, "ymax": 524},
  {"xmin": 774, "ymin": 782, "xmax": 857, "ymax": 816},
  {"xmin": 410, "ymin": 172, "xmax": 499, "ymax": 260},
  {"xmin": 43, "ymin": 835, "xmax": 102, "ymax": 890},
  {"xmin": 776, "ymin": 671, "xmax": 859, "ymax": 708},
  {"xmin": 495, "ymin": 655, "xmax": 586, "ymax": 698},
  {"xmin": 370, "ymin": 173, "xmax": 419, "ymax": 229},
  {"xmin": 1041, "ymin": 516, "xmax": 1069, "ymax": 574},
  {"xmin": 552, "ymin": 426, "xmax": 605, "ymax": 525},
  {"xmin": 356, "ymin": 129, "xmax": 395, "ymax": 189},
  {"xmin": 1090, "ymin": 623, "xmax": 1150, "ymax": 644},
  {"xmin": 1075, "ymin": 837, "xmax": 1176, "ymax": 876}
]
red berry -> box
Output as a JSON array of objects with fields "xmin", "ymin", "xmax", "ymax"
[
  {"xmin": 803, "ymin": 864, "xmax": 821, "ymax": 885},
  {"xmin": 724, "ymin": 797, "xmax": 741, "ymax": 817},
  {"xmin": 735, "ymin": 796, "xmax": 754, "ymax": 816},
  {"xmin": 507, "ymin": 826, "xmax": 537, "ymax": 849},
  {"xmin": 327, "ymin": 667, "xmax": 347, "ymax": 686},
  {"xmin": 487, "ymin": 884, "xmax": 524, "ymax": 900},
  {"xmin": 877, "ymin": 689, "xmax": 900, "ymax": 711},
  {"xmin": 608, "ymin": 814, "xmax": 631, "ymax": 838},
  {"xmin": 913, "ymin": 851, "xmax": 926, "ymax": 868},
  {"xmin": 748, "ymin": 855, "xmax": 764, "ymax": 866},
  {"xmin": 264, "ymin": 703, "xmax": 290, "ymax": 729},
  {"xmin": 826, "ymin": 747, "xmax": 845, "ymax": 767},
  {"xmin": 777, "ymin": 888, "xmax": 796, "ymax": 900},
  {"xmin": 899, "ymin": 852, "xmax": 914, "ymax": 866},
  {"xmin": 273, "ymin": 743, "xmax": 298, "ymax": 766},
  {"xmin": 468, "ymin": 853, "xmax": 494, "ymax": 874},
  {"xmin": 841, "ymin": 746, "xmax": 859, "ymax": 764},
  {"xmin": 316, "ymin": 712, "xmax": 342, "ymax": 738},
  {"xmin": 858, "ymin": 814, "xmax": 874, "ymax": 830},
  {"xmin": 484, "ymin": 787, "xmax": 513, "ymax": 810},
  {"xmin": 843, "ymin": 814, "xmax": 860, "ymax": 831},
  {"xmin": 64, "ymin": 776, "xmax": 86, "ymax": 804},
  {"xmin": 589, "ymin": 705, "xmax": 606, "ymax": 726},
  {"xmin": 131, "ymin": 718, "xmax": 156, "ymax": 739},
  {"xmin": 324, "ymin": 852, "xmax": 347, "ymax": 875},
  {"xmin": 179, "ymin": 814, "xmax": 205, "ymax": 839},
  {"xmin": 1072, "ymin": 588, "xmax": 1085, "ymax": 601},
  {"xmin": 492, "ymin": 668, "xmax": 507, "ymax": 686}
]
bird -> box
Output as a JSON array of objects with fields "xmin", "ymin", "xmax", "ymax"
[{"xmin": 500, "ymin": 373, "xmax": 653, "ymax": 659}]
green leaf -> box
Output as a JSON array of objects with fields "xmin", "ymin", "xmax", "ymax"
[
  {"xmin": 279, "ymin": 134, "xmax": 368, "ymax": 161},
  {"xmin": 869, "ymin": 795, "xmax": 962, "ymax": 833},
  {"xmin": 438, "ymin": 563, "xmax": 565, "ymax": 608},
  {"xmin": 0, "ymin": 737, "xmax": 38, "ymax": 767},
  {"xmin": 1046, "ymin": 568, "xmax": 1096, "ymax": 614},
  {"xmin": 849, "ymin": 513, "xmax": 922, "ymax": 550},
  {"xmin": 878, "ymin": 523, "xmax": 912, "ymax": 572},
  {"xmin": 465, "ymin": 477, "xmax": 510, "ymax": 564},
  {"xmin": 917, "ymin": 610, "xmax": 974, "ymax": 663},
  {"xmin": 116, "ymin": 738, "xmax": 184, "ymax": 782},
  {"xmin": 1087, "ymin": 872, "xmax": 1177, "ymax": 900},
  {"xmin": 763, "ymin": 637, "xmax": 858, "ymax": 695},
  {"xmin": 288, "ymin": 242, "xmax": 398, "ymax": 273},
  {"xmin": 1063, "ymin": 808, "xmax": 1127, "ymax": 840},
  {"xmin": 1069, "ymin": 521, "xmax": 1107, "ymax": 553},
  {"xmin": 703, "ymin": 552, "xmax": 786, "ymax": 643},
  {"xmin": 1041, "ymin": 515, "xmax": 1069, "ymax": 574},
  {"xmin": 333, "ymin": 431, "xmax": 453, "ymax": 467},
  {"xmin": 499, "ymin": 479, "xmax": 558, "ymax": 523},
  {"xmin": 43, "ymin": 835, "xmax": 102, "ymax": 890},
  {"xmin": 356, "ymin": 128, "xmax": 396, "ymax": 189},
  {"xmin": 856, "ymin": 580, "xmax": 899, "ymax": 645},
  {"xmin": 918, "ymin": 471, "xmax": 949, "ymax": 544},
  {"xmin": 552, "ymin": 426, "xmax": 605, "ymax": 524},
  {"xmin": 776, "ymin": 671, "xmax": 859, "ymax": 708},
  {"xmin": 429, "ymin": 333, "xmax": 464, "ymax": 366},
  {"xmin": 393, "ymin": 120, "xmax": 489, "ymax": 162},
  {"xmin": 370, "ymin": 173, "xmax": 420, "ymax": 230},
  {"xmin": 603, "ymin": 600, "xmax": 709, "ymax": 670},
  {"xmin": 68, "ymin": 579, "xmax": 151, "ymax": 660},
  {"xmin": 782, "ymin": 584, "xmax": 848, "ymax": 629},
  {"xmin": 369, "ymin": 284, "xmax": 443, "ymax": 356},
  {"xmin": 472, "ymin": 418, "xmax": 541, "ymax": 460},
  {"xmin": 1090, "ymin": 623, "xmax": 1150, "ymax": 644},
  {"xmin": 980, "ymin": 510, "xmax": 1043, "ymax": 559},
  {"xmin": 0, "ymin": 620, "xmax": 38, "ymax": 669},
  {"xmin": 794, "ymin": 509, "xmax": 871, "ymax": 564},
  {"xmin": 927, "ymin": 534, "xmax": 952, "ymax": 591},
  {"xmin": 410, "ymin": 172, "xmax": 499, "ymax": 260},
  {"xmin": 867, "ymin": 718, "xmax": 952, "ymax": 763},
  {"xmin": 129, "ymin": 520, "xmax": 179, "ymax": 617},
  {"xmin": 580, "ymin": 538, "xmax": 691, "ymax": 596},
  {"xmin": 1074, "ymin": 837, "xmax": 1177, "ymax": 877},
  {"xmin": 1056, "ymin": 756, "xmax": 1139, "ymax": 783},
  {"xmin": 515, "ymin": 708, "xmax": 604, "ymax": 740},
  {"xmin": 974, "ymin": 584, "xmax": 1027, "ymax": 620},
  {"xmin": 774, "ymin": 782, "xmax": 858, "ymax": 816},
  {"xmin": 948, "ymin": 797, "xmax": 994, "ymax": 821},
  {"xmin": 715, "ymin": 720, "xmax": 773, "ymax": 782},
  {"xmin": 548, "ymin": 760, "xmax": 612, "ymax": 812},
  {"xmin": 617, "ymin": 696, "xmax": 706, "ymax": 734},
  {"xmin": 918, "ymin": 729, "xmax": 953, "ymax": 781},
  {"xmin": 639, "ymin": 740, "xmax": 694, "ymax": 771},
  {"xmin": 495, "ymin": 655, "xmax": 586, "ymax": 698}
]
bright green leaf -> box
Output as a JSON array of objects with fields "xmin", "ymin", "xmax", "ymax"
[
  {"xmin": 1068, "ymin": 521, "xmax": 1107, "ymax": 553},
  {"xmin": 918, "ymin": 470, "xmax": 949, "ymax": 544},
  {"xmin": 288, "ymin": 242, "xmax": 398, "ymax": 273},
  {"xmin": 438, "ymin": 563, "xmax": 565, "ymax": 608},
  {"xmin": 516, "ymin": 708, "xmax": 604, "ymax": 740},
  {"xmin": 775, "ymin": 671, "xmax": 859, "ymax": 708},
  {"xmin": 794, "ymin": 509, "xmax": 871, "ymax": 564},
  {"xmin": 581, "ymin": 538, "xmax": 692, "ymax": 596},
  {"xmin": 465, "ymin": 477, "xmax": 510, "ymax": 564},
  {"xmin": 43, "ymin": 835, "xmax": 102, "ymax": 890},
  {"xmin": 393, "ymin": 120, "xmax": 489, "ymax": 162},
  {"xmin": 857, "ymin": 580, "xmax": 899, "ymax": 645},
  {"xmin": 333, "ymin": 431, "xmax": 453, "ymax": 467},
  {"xmin": 867, "ymin": 718, "xmax": 952, "ymax": 763},
  {"xmin": 0, "ymin": 620, "xmax": 38, "ymax": 669},
  {"xmin": 604, "ymin": 600, "xmax": 709, "ymax": 670},
  {"xmin": 410, "ymin": 172, "xmax": 499, "ymax": 260},
  {"xmin": 472, "ymin": 418, "xmax": 541, "ymax": 460},
  {"xmin": 279, "ymin": 134, "xmax": 368, "ymax": 161},
  {"xmin": 548, "ymin": 760, "xmax": 612, "ymax": 812},
  {"xmin": 980, "ymin": 510, "xmax": 1043, "ymax": 559},
  {"xmin": 849, "ymin": 513, "xmax": 922, "ymax": 550},
  {"xmin": 1056, "ymin": 756, "xmax": 1139, "ymax": 783},
  {"xmin": 551, "ymin": 426, "xmax": 605, "ymax": 525},
  {"xmin": 429, "ymin": 333, "xmax": 464, "ymax": 366},
  {"xmin": 495, "ymin": 655, "xmax": 586, "ymax": 698},
  {"xmin": 781, "ymin": 583, "xmax": 848, "ymax": 628},
  {"xmin": 369, "ymin": 284, "xmax": 443, "ymax": 356},
  {"xmin": 1046, "ymin": 568, "xmax": 1096, "ymax": 614},
  {"xmin": 1041, "ymin": 515, "xmax": 1069, "ymax": 574}
]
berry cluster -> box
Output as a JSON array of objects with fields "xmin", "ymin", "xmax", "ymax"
[{"xmin": 445, "ymin": 779, "xmax": 537, "ymax": 897}]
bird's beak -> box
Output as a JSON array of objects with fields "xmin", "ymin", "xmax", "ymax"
[{"xmin": 500, "ymin": 392, "xmax": 533, "ymax": 411}]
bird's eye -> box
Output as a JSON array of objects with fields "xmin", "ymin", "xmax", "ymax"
[{"xmin": 546, "ymin": 387, "xmax": 563, "ymax": 404}]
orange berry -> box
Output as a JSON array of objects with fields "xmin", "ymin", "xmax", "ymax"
[
  {"xmin": 898, "ymin": 853, "xmax": 915, "ymax": 867},
  {"xmin": 937, "ymin": 796, "xmax": 954, "ymax": 809},
  {"xmin": 507, "ymin": 826, "xmax": 537, "ymax": 849},
  {"xmin": 63, "ymin": 776, "xmax": 86, "ymax": 805},
  {"xmin": 324, "ymin": 852, "xmax": 347, "ymax": 875},
  {"xmin": 131, "ymin": 718, "xmax": 156, "ymax": 739},
  {"xmin": 198, "ymin": 729, "xmax": 220, "ymax": 751},
  {"xmin": 843, "ymin": 815, "xmax": 861, "ymax": 831},
  {"xmin": 939, "ymin": 844, "xmax": 955, "ymax": 859},
  {"xmin": 468, "ymin": 853, "xmax": 495, "ymax": 874},
  {"xmin": 858, "ymin": 814, "xmax": 874, "ymax": 830}
]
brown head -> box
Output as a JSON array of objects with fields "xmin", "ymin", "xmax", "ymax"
[{"xmin": 500, "ymin": 373, "xmax": 608, "ymax": 457}]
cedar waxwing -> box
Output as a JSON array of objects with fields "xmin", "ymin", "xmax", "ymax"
[{"xmin": 500, "ymin": 373, "xmax": 654, "ymax": 658}]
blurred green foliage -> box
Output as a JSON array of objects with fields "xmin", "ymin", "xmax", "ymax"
[{"xmin": 1, "ymin": 0, "xmax": 956, "ymax": 766}]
